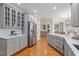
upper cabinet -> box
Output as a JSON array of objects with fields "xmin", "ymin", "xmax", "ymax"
[
  {"xmin": 11, "ymin": 9, "xmax": 16, "ymax": 27},
  {"xmin": 0, "ymin": 3, "xmax": 25, "ymax": 28},
  {"xmin": 71, "ymin": 3, "xmax": 79, "ymax": 27},
  {"xmin": 4, "ymin": 6, "xmax": 10, "ymax": 27},
  {"xmin": 17, "ymin": 12, "xmax": 21, "ymax": 27}
]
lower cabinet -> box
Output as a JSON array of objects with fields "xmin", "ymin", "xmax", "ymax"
[
  {"xmin": 7, "ymin": 39, "xmax": 14, "ymax": 56},
  {"xmin": 0, "ymin": 39, "xmax": 7, "ymax": 56},
  {"xmin": 19, "ymin": 36, "xmax": 27, "ymax": 50},
  {"xmin": 64, "ymin": 40, "xmax": 75, "ymax": 56},
  {"xmin": 47, "ymin": 34, "xmax": 64, "ymax": 54},
  {"xmin": 7, "ymin": 38, "xmax": 20, "ymax": 55},
  {"xmin": 13, "ymin": 37, "xmax": 20, "ymax": 53},
  {"xmin": 0, "ymin": 35, "xmax": 27, "ymax": 56},
  {"xmin": 48, "ymin": 34, "xmax": 76, "ymax": 56}
]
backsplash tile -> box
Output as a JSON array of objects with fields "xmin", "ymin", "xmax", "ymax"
[{"xmin": 0, "ymin": 28, "xmax": 21, "ymax": 36}]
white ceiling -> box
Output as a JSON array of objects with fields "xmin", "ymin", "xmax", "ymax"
[{"xmin": 10, "ymin": 3, "xmax": 71, "ymax": 20}]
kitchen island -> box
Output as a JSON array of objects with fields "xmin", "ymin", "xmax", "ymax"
[
  {"xmin": 47, "ymin": 33, "xmax": 79, "ymax": 56},
  {"xmin": 0, "ymin": 34, "xmax": 27, "ymax": 56}
]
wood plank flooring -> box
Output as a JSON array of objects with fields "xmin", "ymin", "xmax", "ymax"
[{"xmin": 15, "ymin": 37, "xmax": 63, "ymax": 56}]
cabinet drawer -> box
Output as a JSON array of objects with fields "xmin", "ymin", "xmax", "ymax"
[
  {"xmin": 56, "ymin": 39, "xmax": 64, "ymax": 45},
  {"xmin": 56, "ymin": 43, "xmax": 64, "ymax": 53}
]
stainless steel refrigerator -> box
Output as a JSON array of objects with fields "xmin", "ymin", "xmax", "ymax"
[{"xmin": 28, "ymin": 22, "xmax": 37, "ymax": 47}]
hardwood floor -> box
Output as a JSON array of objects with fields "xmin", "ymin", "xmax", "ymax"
[{"xmin": 15, "ymin": 37, "xmax": 63, "ymax": 56}]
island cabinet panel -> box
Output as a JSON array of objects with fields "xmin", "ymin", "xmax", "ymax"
[
  {"xmin": 47, "ymin": 34, "xmax": 76, "ymax": 56},
  {"xmin": 48, "ymin": 35, "xmax": 54, "ymax": 47},
  {"xmin": 47, "ymin": 34, "xmax": 64, "ymax": 54},
  {"xmin": 64, "ymin": 40, "xmax": 75, "ymax": 56}
]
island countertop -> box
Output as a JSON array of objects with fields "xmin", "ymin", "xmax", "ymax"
[{"xmin": 48, "ymin": 33, "xmax": 79, "ymax": 56}]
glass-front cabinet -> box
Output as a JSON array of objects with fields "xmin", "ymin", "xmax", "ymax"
[
  {"xmin": 21, "ymin": 13, "xmax": 24, "ymax": 28},
  {"xmin": 11, "ymin": 9, "xmax": 16, "ymax": 27},
  {"xmin": 4, "ymin": 6, "xmax": 10, "ymax": 27},
  {"xmin": 17, "ymin": 12, "xmax": 21, "ymax": 27},
  {"xmin": 17, "ymin": 12, "xmax": 25, "ymax": 28},
  {"xmin": 0, "ymin": 3, "xmax": 25, "ymax": 28}
]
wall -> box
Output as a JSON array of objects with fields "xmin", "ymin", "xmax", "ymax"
[
  {"xmin": 50, "ymin": 17, "xmax": 69, "ymax": 34},
  {"xmin": 40, "ymin": 19, "xmax": 53, "ymax": 33}
]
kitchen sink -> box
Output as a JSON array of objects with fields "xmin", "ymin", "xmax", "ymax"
[{"xmin": 73, "ymin": 44, "xmax": 79, "ymax": 50}]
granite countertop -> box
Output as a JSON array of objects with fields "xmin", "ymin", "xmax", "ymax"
[
  {"xmin": 48, "ymin": 33, "xmax": 79, "ymax": 56},
  {"xmin": 0, "ymin": 34, "xmax": 27, "ymax": 39}
]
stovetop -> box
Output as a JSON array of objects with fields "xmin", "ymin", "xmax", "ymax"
[{"xmin": 73, "ymin": 44, "xmax": 79, "ymax": 50}]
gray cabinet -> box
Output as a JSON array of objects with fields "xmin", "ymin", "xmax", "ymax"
[
  {"xmin": 7, "ymin": 37, "xmax": 20, "ymax": 56},
  {"xmin": 4, "ymin": 6, "xmax": 10, "ymax": 27},
  {"xmin": 13, "ymin": 37, "xmax": 19, "ymax": 53},
  {"xmin": 64, "ymin": 40, "xmax": 75, "ymax": 56},
  {"xmin": 11, "ymin": 9, "xmax": 17, "ymax": 27},
  {"xmin": 47, "ymin": 35, "xmax": 55, "ymax": 47},
  {"xmin": 0, "ymin": 39, "xmax": 7, "ymax": 56},
  {"xmin": 0, "ymin": 35, "xmax": 27, "ymax": 56},
  {"xmin": 19, "ymin": 37, "xmax": 24, "ymax": 49},
  {"xmin": 47, "ymin": 34, "xmax": 64, "ymax": 53},
  {"xmin": 19, "ymin": 36, "xmax": 27, "ymax": 50},
  {"xmin": 0, "ymin": 3, "xmax": 25, "ymax": 28},
  {"xmin": 7, "ymin": 39, "xmax": 14, "ymax": 55},
  {"xmin": 71, "ymin": 3, "xmax": 79, "ymax": 27},
  {"xmin": 0, "ymin": 3, "xmax": 10, "ymax": 28},
  {"xmin": 48, "ymin": 34, "xmax": 76, "ymax": 56}
]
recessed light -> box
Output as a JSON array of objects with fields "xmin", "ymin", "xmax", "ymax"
[
  {"xmin": 53, "ymin": 7, "xmax": 56, "ymax": 10},
  {"xmin": 34, "ymin": 10, "xmax": 37, "ymax": 13},
  {"xmin": 17, "ymin": 3, "xmax": 21, "ymax": 5}
]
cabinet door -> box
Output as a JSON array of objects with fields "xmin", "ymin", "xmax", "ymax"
[
  {"xmin": 0, "ymin": 39, "xmax": 2, "ymax": 55},
  {"xmin": 21, "ymin": 13, "xmax": 24, "ymax": 28},
  {"xmin": 23, "ymin": 36, "xmax": 27, "ymax": 48},
  {"xmin": 56, "ymin": 43, "xmax": 64, "ymax": 53},
  {"xmin": 17, "ymin": 12, "xmax": 21, "ymax": 27},
  {"xmin": 4, "ymin": 6, "xmax": 10, "ymax": 27},
  {"xmin": 0, "ymin": 39, "xmax": 7, "ymax": 56},
  {"xmin": 11, "ymin": 9, "xmax": 16, "ymax": 27},
  {"xmin": 48, "ymin": 35, "xmax": 52, "ymax": 45},
  {"xmin": 19, "ymin": 37, "xmax": 24, "ymax": 49},
  {"xmin": 13, "ymin": 37, "xmax": 19, "ymax": 53},
  {"xmin": 22, "ymin": 36, "xmax": 27, "ymax": 48},
  {"xmin": 7, "ymin": 39, "xmax": 14, "ymax": 56},
  {"xmin": 7, "ymin": 38, "xmax": 19, "ymax": 55}
]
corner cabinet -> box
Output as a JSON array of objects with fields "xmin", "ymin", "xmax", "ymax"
[{"xmin": 0, "ymin": 3, "xmax": 25, "ymax": 28}]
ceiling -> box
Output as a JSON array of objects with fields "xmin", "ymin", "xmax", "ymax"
[{"xmin": 10, "ymin": 3, "xmax": 71, "ymax": 20}]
